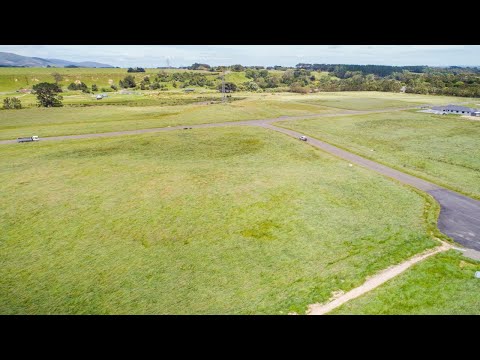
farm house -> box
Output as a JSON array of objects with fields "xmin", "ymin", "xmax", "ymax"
[{"xmin": 431, "ymin": 104, "xmax": 480, "ymax": 116}]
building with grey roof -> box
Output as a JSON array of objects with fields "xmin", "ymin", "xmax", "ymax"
[{"xmin": 431, "ymin": 104, "xmax": 480, "ymax": 116}]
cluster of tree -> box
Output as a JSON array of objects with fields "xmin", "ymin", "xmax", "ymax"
[
  {"xmin": 119, "ymin": 75, "xmax": 136, "ymax": 88},
  {"xmin": 244, "ymin": 68, "xmax": 313, "ymax": 91},
  {"xmin": 244, "ymin": 66, "xmax": 265, "ymax": 70},
  {"xmin": 230, "ymin": 64, "xmax": 244, "ymax": 72},
  {"xmin": 246, "ymin": 65, "xmax": 480, "ymax": 96},
  {"xmin": 138, "ymin": 76, "xmax": 167, "ymax": 90},
  {"xmin": 295, "ymin": 63, "xmax": 426, "ymax": 77},
  {"xmin": 188, "ymin": 63, "xmax": 268, "ymax": 72},
  {"xmin": 245, "ymin": 68, "xmax": 269, "ymax": 80},
  {"xmin": 242, "ymin": 67, "xmax": 409, "ymax": 93},
  {"xmin": 2, "ymin": 97, "xmax": 22, "ymax": 109},
  {"xmin": 139, "ymin": 76, "xmax": 149, "ymax": 90},
  {"xmin": 188, "ymin": 63, "xmax": 211, "ymax": 70},
  {"xmin": 148, "ymin": 82, "xmax": 167, "ymax": 90},
  {"xmin": 154, "ymin": 71, "xmax": 214, "ymax": 87},
  {"xmin": 399, "ymin": 71, "xmax": 480, "ymax": 97},
  {"xmin": 315, "ymin": 75, "xmax": 403, "ymax": 92},
  {"xmin": 217, "ymin": 82, "xmax": 237, "ymax": 92},
  {"xmin": 424, "ymin": 66, "xmax": 480, "ymax": 75},
  {"xmin": 32, "ymin": 83, "xmax": 63, "ymax": 107},
  {"xmin": 50, "ymin": 64, "xmax": 480, "ymax": 98},
  {"xmin": 266, "ymin": 65, "xmax": 289, "ymax": 71},
  {"xmin": 68, "ymin": 82, "xmax": 90, "ymax": 92},
  {"xmin": 245, "ymin": 68, "xmax": 282, "ymax": 89},
  {"xmin": 127, "ymin": 67, "xmax": 145, "ymax": 73}
]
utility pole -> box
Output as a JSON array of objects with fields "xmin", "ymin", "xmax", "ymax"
[{"xmin": 222, "ymin": 69, "xmax": 226, "ymax": 103}]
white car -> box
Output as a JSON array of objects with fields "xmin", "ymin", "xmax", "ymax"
[
  {"xmin": 17, "ymin": 135, "xmax": 39, "ymax": 143},
  {"xmin": 299, "ymin": 136, "xmax": 307, "ymax": 141}
]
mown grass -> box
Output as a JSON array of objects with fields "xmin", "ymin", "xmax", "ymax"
[
  {"xmin": 0, "ymin": 127, "xmax": 437, "ymax": 314},
  {"xmin": 331, "ymin": 250, "xmax": 480, "ymax": 314},
  {"xmin": 1, "ymin": 91, "xmax": 226, "ymax": 108},
  {"xmin": 279, "ymin": 110, "xmax": 480, "ymax": 199},
  {"xmin": 225, "ymin": 71, "xmax": 250, "ymax": 84},
  {"xmin": 3, "ymin": 91, "xmax": 473, "ymax": 141},
  {"xmin": 0, "ymin": 96, "xmax": 333, "ymax": 140},
  {"xmin": 278, "ymin": 91, "xmax": 480, "ymax": 110}
]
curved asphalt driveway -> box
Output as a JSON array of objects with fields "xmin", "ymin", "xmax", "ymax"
[
  {"xmin": 259, "ymin": 123, "xmax": 480, "ymax": 251},
  {"xmin": 2, "ymin": 106, "xmax": 480, "ymax": 250}
]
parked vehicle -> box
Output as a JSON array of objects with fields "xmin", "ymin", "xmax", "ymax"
[
  {"xmin": 17, "ymin": 136, "xmax": 39, "ymax": 143},
  {"xmin": 299, "ymin": 136, "xmax": 307, "ymax": 141}
]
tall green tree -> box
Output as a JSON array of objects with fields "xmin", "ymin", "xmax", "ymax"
[
  {"xmin": 32, "ymin": 82, "xmax": 63, "ymax": 107},
  {"xmin": 120, "ymin": 75, "xmax": 136, "ymax": 88},
  {"xmin": 217, "ymin": 82, "xmax": 237, "ymax": 92},
  {"xmin": 230, "ymin": 64, "xmax": 244, "ymax": 72},
  {"xmin": 68, "ymin": 82, "xmax": 89, "ymax": 92}
]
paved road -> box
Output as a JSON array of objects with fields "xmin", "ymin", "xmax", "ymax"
[
  {"xmin": 0, "ymin": 107, "xmax": 414, "ymax": 145},
  {"xmin": 2, "ymin": 105, "xmax": 480, "ymax": 250},
  {"xmin": 427, "ymin": 189, "xmax": 480, "ymax": 251},
  {"xmin": 259, "ymin": 124, "xmax": 480, "ymax": 251}
]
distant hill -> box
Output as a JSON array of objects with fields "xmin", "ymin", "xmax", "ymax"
[{"xmin": 0, "ymin": 52, "xmax": 113, "ymax": 68}]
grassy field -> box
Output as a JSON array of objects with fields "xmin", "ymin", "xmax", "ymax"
[
  {"xmin": 331, "ymin": 250, "xmax": 480, "ymax": 314},
  {"xmin": 0, "ymin": 68, "xmax": 218, "ymax": 92},
  {"xmin": 225, "ymin": 71, "xmax": 250, "ymax": 84},
  {"xmin": 282, "ymin": 91, "xmax": 480, "ymax": 110},
  {"xmin": 279, "ymin": 110, "xmax": 480, "ymax": 199},
  {"xmin": 0, "ymin": 95, "xmax": 335, "ymax": 140},
  {"xmin": 3, "ymin": 91, "xmax": 478, "ymax": 141},
  {"xmin": 0, "ymin": 126, "xmax": 438, "ymax": 314},
  {"xmin": 4, "ymin": 90, "xmax": 474, "ymax": 111},
  {"xmin": 1, "ymin": 90, "xmax": 226, "ymax": 108}
]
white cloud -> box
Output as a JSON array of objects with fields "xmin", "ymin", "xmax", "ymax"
[{"xmin": 1, "ymin": 45, "xmax": 479, "ymax": 67}]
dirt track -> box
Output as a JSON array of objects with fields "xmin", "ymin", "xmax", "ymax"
[{"xmin": 307, "ymin": 240, "xmax": 452, "ymax": 315}]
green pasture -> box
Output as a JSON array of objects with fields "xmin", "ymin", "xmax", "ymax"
[{"xmin": 0, "ymin": 127, "xmax": 437, "ymax": 314}]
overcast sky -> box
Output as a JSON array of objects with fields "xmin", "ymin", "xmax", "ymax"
[{"xmin": 1, "ymin": 45, "xmax": 479, "ymax": 67}]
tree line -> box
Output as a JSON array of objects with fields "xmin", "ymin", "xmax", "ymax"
[
  {"xmin": 9, "ymin": 64, "xmax": 479, "ymax": 105},
  {"xmin": 295, "ymin": 64, "xmax": 426, "ymax": 77}
]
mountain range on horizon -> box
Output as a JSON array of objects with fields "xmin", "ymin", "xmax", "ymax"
[
  {"xmin": 0, "ymin": 52, "xmax": 113, "ymax": 68},
  {"xmin": 1, "ymin": 51, "xmax": 478, "ymax": 70}
]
